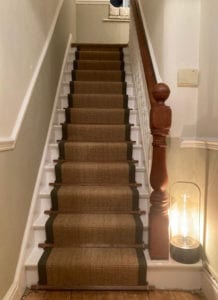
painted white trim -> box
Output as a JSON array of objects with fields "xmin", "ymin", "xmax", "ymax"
[
  {"xmin": 0, "ymin": 0, "xmax": 64, "ymax": 153},
  {"xmin": 2, "ymin": 282, "xmax": 19, "ymax": 300},
  {"xmin": 103, "ymin": 18, "xmax": 130, "ymax": 23},
  {"xmin": 181, "ymin": 138, "xmax": 218, "ymax": 151},
  {"xmin": 202, "ymin": 269, "xmax": 218, "ymax": 300},
  {"xmin": 0, "ymin": 138, "xmax": 15, "ymax": 152},
  {"xmin": 137, "ymin": 0, "xmax": 162, "ymax": 83},
  {"xmin": 2, "ymin": 34, "xmax": 73, "ymax": 300},
  {"xmin": 76, "ymin": 0, "xmax": 109, "ymax": 4}
]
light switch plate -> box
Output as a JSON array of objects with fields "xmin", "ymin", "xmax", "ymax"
[{"xmin": 177, "ymin": 69, "xmax": 199, "ymax": 87}]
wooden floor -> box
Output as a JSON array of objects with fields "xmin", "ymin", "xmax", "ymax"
[{"xmin": 23, "ymin": 290, "xmax": 206, "ymax": 300}]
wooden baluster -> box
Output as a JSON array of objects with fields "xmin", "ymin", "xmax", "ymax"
[{"xmin": 149, "ymin": 83, "xmax": 171, "ymax": 259}]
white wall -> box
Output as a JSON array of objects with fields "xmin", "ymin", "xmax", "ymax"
[
  {"xmin": 0, "ymin": 0, "xmax": 60, "ymax": 139},
  {"xmin": 140, "ymin": 0, "xmax": 218, "ymax": 284},
  {"xmin": 197, "ymin": 0, "xmax": 218, "ymax": 138},
  {"xmin": 139, "ymin": 0, "xmax": 201, "ymax": 138},
  {"xmin": 0, "ymin": 1, "xmax": 76, "ymax": 298},
  {"xmin": 197, "ymin": 0, "xmax": 218, "ymax": 281},
  {"xmin": 76, "ymin": 3, "xmax": 129, "ymax": 44}
]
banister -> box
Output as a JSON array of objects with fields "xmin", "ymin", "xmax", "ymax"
[{"xmin": 131, "ymin": 0, "xmax": 172, "ymax": 259}]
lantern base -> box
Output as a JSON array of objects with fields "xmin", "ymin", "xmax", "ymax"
[{"xmin": 170, "ymin": 243, "xmax": 201, "ymax": 264}]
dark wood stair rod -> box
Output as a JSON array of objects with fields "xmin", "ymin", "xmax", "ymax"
[{"xmin": 131, "ymin": 0, "xmax": 172, "ymax": 259}]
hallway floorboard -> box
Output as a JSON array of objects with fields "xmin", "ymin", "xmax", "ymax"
[{"xmin": 23, "ymin": 290, "xmax": 205, "ymax": 300}]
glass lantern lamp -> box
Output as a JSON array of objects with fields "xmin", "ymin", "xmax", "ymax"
[{"xmin": 170, "ymin": 182, "xmax": 201, "ymax": 264}]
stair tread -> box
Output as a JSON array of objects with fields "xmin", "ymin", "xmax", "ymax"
[
  {"xmin": 45, "ymin": 213, "xmax": 143, "ymax": 246},
  {"xmin": 38, "ymin": 247, "xmax": 146, "ymax": 286},
  {"xmin": 48, "ymin": 213, "xmax": 141, "ymax": 226},
  {"xmin": 65, "ymin": 107, "xmax": 130, "ymax": 125}
]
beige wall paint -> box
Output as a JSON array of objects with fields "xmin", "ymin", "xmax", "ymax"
[
  {"xmin": 140, "ymin": 0, "xmax": 200, "ymax": 138},
  {"xmin": 195, "ymin": 0, "xmax": 218, "ymax": 280},
  {"xmin": 0, "ymin": 1, "xmax": 75, "ymax": 298},
  {"xmin": 167, "ymin": 138, "xmax": 206, "ymax": 243},
  {"xmin": 76, "ymin": 4, "xmax": 129, "ymax": 44},
  {"xmin": 167, "ymin": 141, "xmax": 218, "ymax": 281},
  {"xmin": 197, "ymin": 1, "xmax": 218, "ymax": 137},
  {"xmin": 0, "ymin": 0, "xmax": 60, "ymax": 138},
  {"xmin": 141, "ymin": 0, "xmax": 218, "ymax": 282},
  {"xmin": 205, "ymin": 150, "xmax": 218, "ymax": 280}
]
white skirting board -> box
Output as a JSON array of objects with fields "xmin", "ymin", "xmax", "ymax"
[
  {"xmin": 181, "ymin": 138, "xmax": 218, "ymax": 151},
  {"xmin": 2, "ymin": 33, "xmax": 73, "ymax": 300},
  {"xmin": 202, "ymin": 270, "xmax": 218, "ymax": 300}
]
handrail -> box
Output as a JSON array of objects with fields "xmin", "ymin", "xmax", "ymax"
[{"xmin": 131, "ymin": 0, "xmax": 172, "ymax": 259}]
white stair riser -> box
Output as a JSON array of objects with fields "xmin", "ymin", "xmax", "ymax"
[
  {"xmin": 54, "ymin": 109, "xmax": 139, "ymax": 126},
  {"xmin": 25, "ymin": 268, "xmax": 39, "ymax": 288},
  {"xmin": 66, "ymin": 61, "xmax": 73, "ymax": 72},
  {"xmin": 33, "ymin": 228, "xmax": 46, "ymax": 245},
  {"xmin": 135, "ymin": 169, "xmax": 147, "ymax": 190},
  {"xmin": 50, "ymin": 125, "xmax": 142, "ymax": 144},
  {"xmin": 41, "ymin": 166, "xmax": 55, "ymax": 188},
  {"xmin": 60, "ymin": 82, "xmax": 70, "ymax": 96},
  {"xmin": 39, "ymin": 196, "xmax": 51, "ymax": 212},
  {"xmin": 123, "ymin": 48, "xmax": 129, "ymax": 55},
  {"xmin": 147, "ymin": 268, "xmax": 201, "ymax": 290},
  {"xmin": 124, "ymin": 64, "xmax": 131, "ymax": 73},
  {"xmin": 127, "ymin": 85, "xmax": 135, "ymax": 96},
  {"xmin": 131, "ymin": 127, "xmax": 141, "ymax": 144}
]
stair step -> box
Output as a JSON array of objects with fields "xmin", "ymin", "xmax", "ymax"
[
  {"xmin": 74, "ymin": 60, "xmax": 124, "ymax": 71},
  {"xmin": 51, "ymin": 124, "xmax": 141, "ymax": 144},
  {"xmin": 25, "ymin": 247, "xmax": 202, "ymax": 289},
  {"xmin": 59, "ymin": 94, "xmax": 137, "ymax": 109},
  {"xmin": 37, "ymin": 247, "xmax": 147, "ymax": 287},
  {"xmin": 65, "ymin": 108, "xmax": 130, "ymax": 125},
  {"xmin": 40, "ymin": 163, "xmax": 147, "ymax": 191},
  {"xmin": 70, "ymin": 81, "xmax": 127, "ymax": 95},
  {"xmin": 75, "ymin": 50, "xmax": 123, "ymax": 61},
  {"xmin": 39, "ymin": 243, "xmax": 146, "ymax": 249},
  {"xmin": 48, "ymin": 142, "xmax": 143, "ymax": 165},
  {"xmin": 44, "ymin": 213, "xmax": 144, "ymax": 246},
  {"xmin": 54, "ymin": 161, "xmax": 136, "ymax": 185},
  {"xmin": 63, "ymin": 70, "xmax": 133, "ymax": 85},
  {"xmin": 72, "ymin": 70, "xmax": 125, "ymax": 82},
  {"xmin": 58, "ymin": 141, "xmax": 134, "ymax": 162},
  {"xmin": 75, "ymin": 44, "xmax": 125, "ymax": 52},
  {"xmin": 61, "ymin": 124, "xmax": 137, "ymax": 143},
  {"xmin": 68, "ymin": 93, "xmax": 129, "ymax": 109}
]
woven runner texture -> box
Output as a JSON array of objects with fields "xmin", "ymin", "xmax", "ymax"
[{"xmin": 37, "ymin": 45, "xmax": 147, "ymax": 288}]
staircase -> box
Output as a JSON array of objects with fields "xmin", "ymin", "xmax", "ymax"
[{"xmin": 25, "ymin": 45, "xmax": 149, "ymax": 290}]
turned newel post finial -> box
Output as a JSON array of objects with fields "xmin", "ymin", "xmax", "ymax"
[{"xmin": 152, "ymin": 83, "xmax": 170, "ymax": 104}]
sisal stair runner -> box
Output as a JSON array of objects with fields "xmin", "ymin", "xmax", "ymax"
[{"xmin": 37, "ymin": 45, "xmax": 147, "ymax": 290}]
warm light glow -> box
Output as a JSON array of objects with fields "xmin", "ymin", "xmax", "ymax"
[
  {"xmin": 181, "ymin": 193, "xmax": 188, "ymax": 237},
  {"xmin": 170, "ymin": 190, "xmax": 200, "ymax": 249},
  {"xmin": 170, "ymin": 182, "xmax": 201, "ymax": 262}
]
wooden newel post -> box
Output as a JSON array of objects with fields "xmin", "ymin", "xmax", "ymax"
[{"xmin": 149, "ymin": 83, "xmax": 172, "ymax": 259}]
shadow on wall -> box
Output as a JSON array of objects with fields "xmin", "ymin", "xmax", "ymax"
[{"xmin": 140, "ymin": 0, "xmax": 166, "ymax": 76}]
